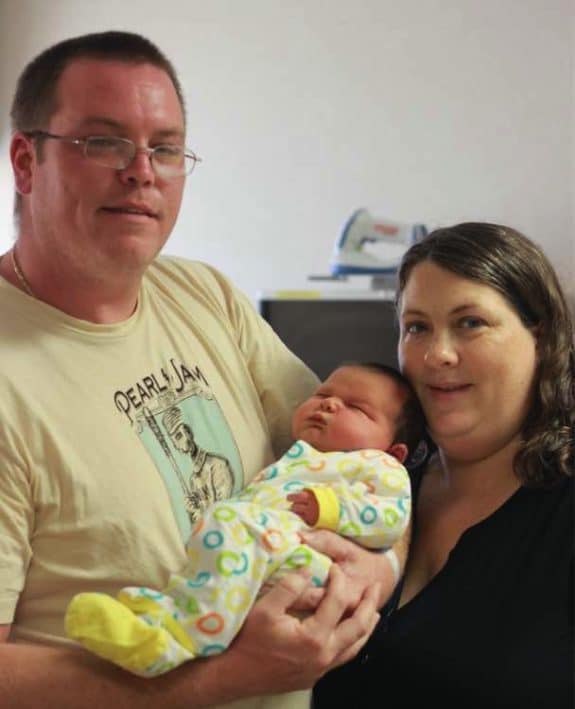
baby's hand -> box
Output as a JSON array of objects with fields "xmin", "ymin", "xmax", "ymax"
[{"xmin": 287, "ymin": 489, "xmax": 319, "ymax": 526}]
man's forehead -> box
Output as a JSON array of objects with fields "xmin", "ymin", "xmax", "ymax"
[{"xmin": 51, "ymin": 58, "xmax": 185, "ymax": 130}]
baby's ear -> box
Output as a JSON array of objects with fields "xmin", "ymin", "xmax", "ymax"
[{"xmin": 388, "ymin": 442, "xmax": 408, "ymax": 464}]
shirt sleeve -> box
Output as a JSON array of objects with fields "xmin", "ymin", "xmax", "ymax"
[
  {"xmin": 203, "ymin": 266, "xmax": 320, "ymax": 458},
  {"xmin": 0, "ymin": 423, "xmax": 34, "ymax": 623}
]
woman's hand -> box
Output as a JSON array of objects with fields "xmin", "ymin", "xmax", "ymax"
[
  {"xmin": 214, "ymin": 565, "xmax": 381, "ymax": 698},
  {"xmin": 301, "ymin": 529, "xmax": 407, "ymax": 610}
]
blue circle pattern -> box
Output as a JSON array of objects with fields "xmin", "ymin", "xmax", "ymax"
[
  {"xmin": 360, "ymin": 505, "xmax": 377, "ymax": 524},
  {"xmin": 186, "ymin": 571, "xmax": 211, "ymax": 588},
  {"xmin": 283, "ymin": 480, "xmax": 304, "ymax": 492},
  {"xmin": 286, "ymin": 441, "xmax": 304, "ymax": 458},
  {"xmin": 204, "ymin": 530, "xmax": 224, "ymax": 549},
  {"xmin": 201, "ymin": 644, "xmax": 226, "ymax": 656}
]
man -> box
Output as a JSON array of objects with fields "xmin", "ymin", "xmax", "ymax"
[{"xmin": 0, "ymin": 31, "xmax": 404, "ymax": 708}]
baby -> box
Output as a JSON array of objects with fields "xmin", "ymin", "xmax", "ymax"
[{"xmin": 65, "ymin": 363, "xmax": 424, "ymax": 676}]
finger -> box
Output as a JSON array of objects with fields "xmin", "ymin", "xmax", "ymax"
[
  {"xmin": 333, "ymin": 608, "xmax": 380, "ymax": 666},
  {"xmin": 332, "ymin": 622, "xmax": 376, "ymax": 667},
  {"xmin": 328, "ymin": 583, "xmax": 381, "ymax": 666},
  {"xmin": 287, "ymin": 492, "xmax": 304, "ymax": 502},
  {"xmin": 290, "ymin": 586, "xmax": 325, "ymax": 611},
  {"xmin": 256, "ymin": 567, "xmax": 312, "ymax": 615},
  {"xmin": 305, "ymin": 564, "xmax": 349, "ymax": 630},
  {"xmin": 300, "ymin": 529, "xmax": 351, "ymax": 562},
  {"xmin": 328, "ymin": 577, "xmax": 379, "ymax": 640}
]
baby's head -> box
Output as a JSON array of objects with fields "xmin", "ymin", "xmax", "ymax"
[{"xmin": 291, "ymin": 363, "xmax": 424, "ymax": 463}]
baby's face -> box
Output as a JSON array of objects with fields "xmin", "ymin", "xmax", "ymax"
[{"xmin": 291, "ymin": 366, "xmax": 408, "ymax": 453}]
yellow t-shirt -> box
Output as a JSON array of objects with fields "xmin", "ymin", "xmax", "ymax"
[{"xmin": 0, "ymin": 256, "xmax": 318, "ymax": 708}]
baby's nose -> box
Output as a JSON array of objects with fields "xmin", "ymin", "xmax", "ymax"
[{"xmin": 320, "ymin": 396, "xmax": 340, "ymax": 412}]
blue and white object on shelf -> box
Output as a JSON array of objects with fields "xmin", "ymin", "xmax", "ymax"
[{"xmin": 330, "ymin": 208, "xmax": 428, "ymax": 276}]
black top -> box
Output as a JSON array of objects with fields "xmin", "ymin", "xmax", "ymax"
[{"xmin": 314, "ymin": 470, "xmax": 574, "ymax": 709}]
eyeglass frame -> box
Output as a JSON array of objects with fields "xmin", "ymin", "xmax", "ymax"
[{"xmin": 24, "ymin": 130, "xmax": 201, "ymax": 179}]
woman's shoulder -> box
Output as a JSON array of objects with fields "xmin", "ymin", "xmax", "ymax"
[{"xmin": 519, "ymin": 474, "xmax": 573, "ymax": 525}]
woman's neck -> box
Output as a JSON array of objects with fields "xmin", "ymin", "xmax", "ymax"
[{"xmin": 433, "ymin": 438, "xmax": 522, "ymax": 500}]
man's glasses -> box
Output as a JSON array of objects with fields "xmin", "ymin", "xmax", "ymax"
[{"xmin": 25, "ymin": 131, "xmax": 201, "ymax": 179}]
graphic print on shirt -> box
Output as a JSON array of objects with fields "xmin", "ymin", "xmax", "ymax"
[{"xmin": 114, "ymin": 358, "xmax": 242, "ymax": 542}]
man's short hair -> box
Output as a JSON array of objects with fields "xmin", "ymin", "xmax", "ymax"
[
  {"xmin": 10, "ymin": 30, "xmax": 185, "ymax": 221},
  {"xmin": 11, "ymin": 30, "xmax": 185, "ymax": 133}
]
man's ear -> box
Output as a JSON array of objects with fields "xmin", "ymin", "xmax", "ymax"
[
  {"xmin": 388, "ymin": 442, "xmax": 408, "ymax": 464},
  {"xmin": 10, "ymin": 132, "xmax": 35, "ymax": 196}
]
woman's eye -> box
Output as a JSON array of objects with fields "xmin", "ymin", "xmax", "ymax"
[
  {"xmin": 459, "ymin": 316, "xmax": 485, "ymax": 329},
  {"xmin": 403, "ymin": 321, "xmax": 427, "ymax": 335}
]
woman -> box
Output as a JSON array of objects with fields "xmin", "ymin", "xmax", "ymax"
[{"xmin": 314, "ymin": 222, "xmax": 574, "ymax": 708}]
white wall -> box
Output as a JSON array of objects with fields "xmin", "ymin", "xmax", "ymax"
[{"xmin": 1, "ymin": 0, "xmax": 573, "ymax": 304}]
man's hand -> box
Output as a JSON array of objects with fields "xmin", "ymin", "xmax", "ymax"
[
  {"xmin": 0, "ymin": 568, "xmax": 379, "ymax": 709},
  {"xmin": 214, "ymin": 564, "xmax": 381, "ymax": 699}
]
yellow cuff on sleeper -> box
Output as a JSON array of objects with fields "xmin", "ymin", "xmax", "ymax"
[{"xmin": 309, "ymin": 486, "xmax": 340, "ymax": 530}]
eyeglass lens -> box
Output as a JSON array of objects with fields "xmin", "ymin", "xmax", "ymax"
[{"xmin": 85, "ymin": 137, "xmax": 195, "ymax": 176}]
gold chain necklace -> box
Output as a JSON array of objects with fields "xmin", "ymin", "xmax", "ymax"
[{"xmin": 10, "ymin": 247, "xmax": 35, "ymax": 298}]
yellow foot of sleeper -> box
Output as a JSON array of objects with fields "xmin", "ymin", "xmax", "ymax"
[{"xmin": 65, "ymin": 592, "xmax": 172, "ymax": 675}]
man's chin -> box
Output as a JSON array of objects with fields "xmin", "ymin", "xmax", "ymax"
[{"xmin": 101, "ymin": 235, "xmax": 166, "ymax": 269}]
